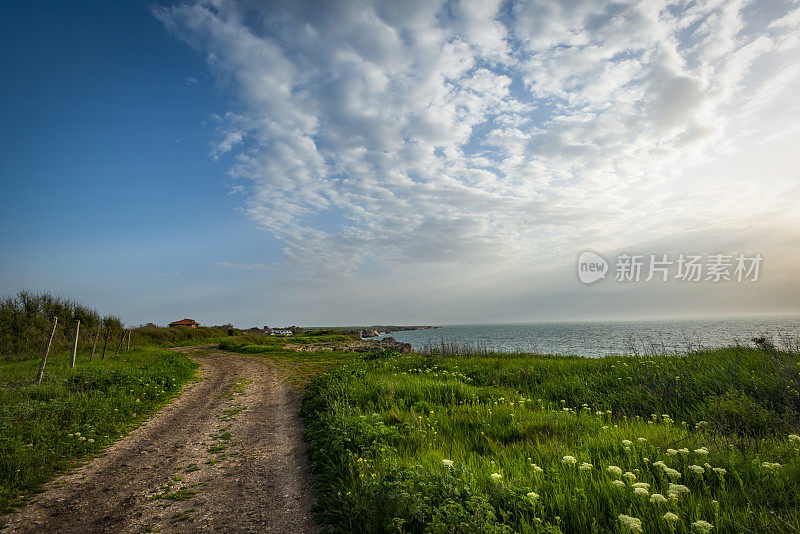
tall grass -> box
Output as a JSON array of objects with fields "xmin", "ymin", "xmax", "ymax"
[
  {"xmin": 130, "ymin": 324, "xmax": 230, "ymax": 347},
  {"xmin": 0, "ymin": 291, "xmax": 122, "ymax": 360},
  {"xmin": 301, "ymin": 346, "xmax": 800, "ymax": 533}
]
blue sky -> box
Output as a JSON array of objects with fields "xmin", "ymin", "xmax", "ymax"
[
  {"xmin": 2, "ymin": 1, "xmax": 800, "ymax": 327},
  {"xmin": 0, "ymin": 1, "xmax": 283, "ymax": 324}
]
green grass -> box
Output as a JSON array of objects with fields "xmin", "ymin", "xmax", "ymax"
[
  {"xmin": 0, "ymin": 346, "xmax": 198, "ymax": 513},
  {"xmin": 301, "ymin": 346, "xmax": 800, "ymax": 533},
  {"xmin": 219, "ymin": 332, "xmax": 357, "ymax": 352}
]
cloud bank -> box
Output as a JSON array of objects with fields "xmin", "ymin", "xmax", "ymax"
[{"xmin": 155, "ymin": 0, "xmax": 800, "ymax": 283}]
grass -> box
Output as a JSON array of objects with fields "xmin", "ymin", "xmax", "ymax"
[
  {"xmin": 299, "ymin": 346, "xmax": 800, "ymax": 533},
  {"xmin": 0, "ymin": 346, "xmax": 198, "ymax": 513},
  {"xmin": 219, "ymin": 336, "xmax": 359, "ymax": 388}
]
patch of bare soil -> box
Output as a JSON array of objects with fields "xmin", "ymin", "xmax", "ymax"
[{"xmin": 1, "ymin": 347, "xmax": 319, "ymax": 533}]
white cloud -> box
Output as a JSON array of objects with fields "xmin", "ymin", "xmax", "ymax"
[{"xmin": 156, "ymin": 0, "xmax": 800, "ymax": 284}]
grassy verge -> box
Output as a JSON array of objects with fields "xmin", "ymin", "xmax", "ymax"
[
  {"xmin": 219, "ymin": 336, "xmax": 359, "ymax": 389},
  {"xmin": 301, "ymin": 346, "xmax": 800, "ymax": 533},
  {"xmin": 0, "ymin": 347, "xmax": 198, "ymax": 514}
]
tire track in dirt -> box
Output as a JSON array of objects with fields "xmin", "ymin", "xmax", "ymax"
[{"xmin": 1, "ymin": 346, "xmax": 319, "ymax": 533}]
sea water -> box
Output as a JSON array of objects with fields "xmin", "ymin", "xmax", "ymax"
[{"xmin": 381, "ymin": 315, "xmax": 800, "ymax": 358}]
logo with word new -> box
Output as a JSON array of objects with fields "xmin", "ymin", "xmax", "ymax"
[{"xmin": 577, "ymin": 251, "xmax": 609, "ymax": 284}]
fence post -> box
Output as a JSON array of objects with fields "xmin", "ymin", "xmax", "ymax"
[
  {"xmin": 101, "ymin": 328, "xmax": 111, "ymax": 359},
  {"xmin": 70, "ymin": 319, "xmax": 80, "ymax": 368},
  {"xmin": 127, "ymin": 329, "xmax": 131, "ymax": 351},
  {"xmin": 36, "ymin": 317, "xmax": 58, "ymax": 384},
  {"xmin": 115, "ymin": 330, "xmax": 126, "ymax": 355},
  {"xmin": 90, "ymin": 324, "xmax": 100, "ymax": 362}
]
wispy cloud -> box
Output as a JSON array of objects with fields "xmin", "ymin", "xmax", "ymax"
[
  {"xmin": 216, "ymin": 261, "xmax": 271, "ymax": 271},
  {"xmin": 155, "ymin": 0, "xmax": 800, "ymax": 279}
]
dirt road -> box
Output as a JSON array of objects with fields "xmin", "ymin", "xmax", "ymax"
[{"xmin": 1, "ymin": 347, "xmax": 319, "ymax": 533}]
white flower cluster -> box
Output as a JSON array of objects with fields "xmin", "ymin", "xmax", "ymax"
[
  {"xmin": 668, "ymin": 483, "xmax": 691, "ymax": 498},
  {"xmin": 618, "ymin": 514, "xmax": 643, "ymax": 533},
  {"xmin": 650, "ymin": 493, "xmax": 668, "ymax": 504},
  {"xmin": 691, "ymin": 520, "xmax": 713, "ymax": 533},
  {"xmin": 607, "ymin": 465, "xmax": 623, "ymax": 477}
]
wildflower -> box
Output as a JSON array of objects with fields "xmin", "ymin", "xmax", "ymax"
[
  {"xmin": 712, "ymin": 467, "xmax": 726, "ymax": 476},
  {"xmin": 762, "ymin": 462, "xmax": 781, "ymax": 470},
  {"xmin": 442, "ymin": 459, "xmax": 453, "ymax": 468},
  {"xmin": 666, "ymin": 449, "xmax": 678, "ymax": 456},
  {"xmin": 663, "ymin": 512, "xmax": 680, "ymax": 523},
  {"xmin": 653, "ymin": 460, "xmax": 666, "ymax": 469},
  {"xmin": 633, "ymin": 487, "xmax": 649, "ymax": 496},
  {"xmin": 623, "ymin": 471, "xmax": 636, "ymax": 481},
  {"xmin": 689, "ymin": 465, "xmax": 704, "ymax": 475},
  {"xmin": 694, "ymin": 447, "xmax": 709, "ymax": 455},
  {"xmin": 612, "ymin": 480, "xmax": 626, "ymax": 488},
  {"xmin": 527, "ymin": 491, "xmax": 539, "ymax": 501},
  {"xmin": 490, "ymin": 473, "xmax": 502, "ymax": 482},
  {"xmin": 602, "ymin": 425, "xmax": 609, "ymax": 430},
  {"xmin": 637, "ymin": 437, "xmax": 647, "ymax": 443},
  {"xmin": 664, "ymin": 467, "xmax": 681, "ymax": 480},
  {"xmin": 668, "ymin": 483, "xmax": 690, "ymax": 497},
  {"xmin": 531, "ymin": 464, "xmax": 543, "ymax": 473},
  {"xmin": 87, "ymin": 438, "xmax": 95, "ymax": 444},
  {"xmin": 678, "ymin": 448, "xmax": 690, "ymax": 455},
  {"xmin": 579, "ymin": 462, "xmax": 593, "ymax": 471},
  {"xmin": 633, "ymin": 482, "xmax": 650, "ymax": 490},
  {"xmin": 618, "ymin": 514, "xmax": 643, "ymax": 533},
  {"xmin": 650, "ymin": 493, "xmax": 668, "ymax": 504},
  {"xmin": 691, "ymin": 520, "xmax": 713, "ymax": 534},
  {"xmin": 562, "ymin": 456, "xmax": 577, "ymax": 464},
  {"xmin": 789, "ymin": 434, "xmax": 800, "ymax": 444},
  {"xmin": 607, "ymin": 465, "xmax": 623, "ymax": 477},
  {"xmin": 642, "ymin": 457, "xmax": 649, "ymax": 463},
  {"xmin": 622, "ymin": 439, "xmax": 633, "ymax": 446}
]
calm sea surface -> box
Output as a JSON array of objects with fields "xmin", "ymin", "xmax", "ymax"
[{"xmin": 380, "ymin": 316, "xmax": 800, "ymax": 358}]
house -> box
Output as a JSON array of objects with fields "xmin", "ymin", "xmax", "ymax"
[
  {"xmin": 271, "ymin": 329, "xmax": 293, "ymax": 336},
  {"xmin": 169, "ymin": 318, "xmax": 200, "ymax": 328}
]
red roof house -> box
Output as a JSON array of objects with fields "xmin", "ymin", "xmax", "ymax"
[{"xmin": 169, "ymin": 318, "xmax": 200, "ymax": 328}]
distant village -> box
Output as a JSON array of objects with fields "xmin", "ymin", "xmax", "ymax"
[
  {"xmin": 167, "ymin": 318, "xmax": 294, "ymax": 336},
  {"xmin": 166, "ymin": 319, "xmax": 438, "ymax": 339}
]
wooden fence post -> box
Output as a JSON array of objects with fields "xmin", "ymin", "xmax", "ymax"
[
  {"xmin": 70, "ymin": 319, "xmax": 80, "ymax": 368},
  {"xmin": 101, "ymin": 328, "xmax": 111, "ymax": 359},
  {"xmin": 90, "ymin": 324, "xmax": 101, "ymax": 362},
  {"xmin": 127, "ymin": 329, "xmax": 131, "ymax": 351},
  {"xmin": 36, "ymin": 317, "xmax": 58, "ymax": 384},
  {"xmin": 115, "ymin": 330, "xmax": 126, "ymax": 355}
]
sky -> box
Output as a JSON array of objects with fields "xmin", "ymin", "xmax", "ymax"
[{"xmin": 1, "ymin": 0, "xmax": 799, "ymax": 328}]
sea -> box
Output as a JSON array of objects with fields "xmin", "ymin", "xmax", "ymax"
[{"xmin": 379, "ymin": 315, "xmax": 800, "ymax": 358}]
